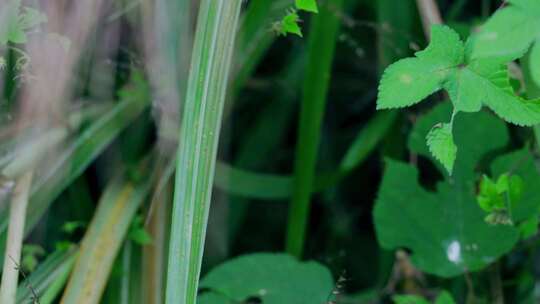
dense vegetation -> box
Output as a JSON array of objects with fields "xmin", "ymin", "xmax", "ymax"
[{"xmin": 0, "ymin": 0, "xmax": 540, "ymax": 303}]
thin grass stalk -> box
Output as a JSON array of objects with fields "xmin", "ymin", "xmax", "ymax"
[
  {"xmin": 0, "ymin": 172, "xmax": 33, "ymax": 304},
  {"xmin": 165, "ymin": 1, "xmax": 242, "ymax": 303},
  {"xmin": 143, "ymin": 162, "xmax": 173, "ymax": 304},
  {"xmin": 415, "ymin": 0, "xmax": 443, "ymax": 38},
  {"xmin": 16, "ymin": 247, "xmax": 77, "ymax": 303},
  {"xmin": 285, "ymin": 0, "xmax": 345, "ymax": 258},
  {"xmin": 37, "ymin": 253, "xmax": 76, "ymax": 304}
]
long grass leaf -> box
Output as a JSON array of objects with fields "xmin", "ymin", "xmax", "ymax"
[
  {"xmin": 60, "ymin": 164, "xmax": 151, "ymax": 304},
  {"xmin": 165, "ymin": 1, "xmax": 243, "ymax": 303},
  {"xmin": 0, "ymin": 172, "xmax": 33, "ymax": 304},
  {"xmin": 16, "ymin": 247, "xmax": 77, "ymax": 304},
  {"xmin": 285, "ymin": 0, "xmax": 345, "ymax": 257},
  {"xmin": 0, "ymin": 86, "xmax": 149, "ymax": 264}
]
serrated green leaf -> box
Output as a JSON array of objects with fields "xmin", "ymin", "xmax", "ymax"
[
  {"xmin": 426, "ymin": 123, "xmax": 457, "ymax": 174},
  {"xmin": 295, "ymin": 0, "xmax": 318, "ymax": 13},
  {"xmin": 378, "ymin": 23, "xmax": 540, "ymax": 128},
  {"xmin": 199, "ymin": 254, "xmax": 334, "ymax": 304},
  {"xmin": 279, "ymin": 10, "xmax": 303, "ymax": 37},
  {"xmin": 377, "ymin": 25, "xmax": 464, "ymax": 109},
  {"xmin": 467, "ymin": 62, "xmax": 540, "ymax": 126},
  {"xmin": 469, "ymin": 0, "xmax": 540, "ymax": 61},
  {"xmin": 444, "ymin": 68, "xmax": 483, "ymax": 112},
  {"xmin": 376, "ymin": 103, "xmax": 520, "ymax": 277}
]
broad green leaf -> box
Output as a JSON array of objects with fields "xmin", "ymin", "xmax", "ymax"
[
  {"xmin": 377, "ymin": 25, "xmax": 464, "ymax": 109},
  {"xmin": 198, "ymin": 293, "xmax": 233, "ymax": 304},
  {"xmin": 469, "ymin": 0, "xmax": 540, "ymax": 61},
  {"xmin": 466, "ymin": 62, "xmax": 540, "ymax": 126},
  {"xmin": 393, "ymin": 295, "xmax": 430, "ymax": 304},
  {"xmin": 444, "ymin": 68, "xmax": 483, "ymax": 112},
  {"xmin": 426, "ymin": 123, "xmax": 456, "ymax": 175},
  {"xmin": 380, "ymin": 25, "xmax": 540, "ymax": 125},
  {"xmin": 295, "ymin": 0, "xmax": 318, "ymax": 13},
  {"xmin": 378, "ymin": 25, "xmax": 540, "ymax": 172},
  {"xmin": 435, "ymin": 291, "xmax": 456, "ymax": 304},
  {"xmin": 376, "ymin": 103, "xmax": 520, "ymax": 277},
  {"xmin": 199, "ymin": 254, "xmax": 334, "ymax": 304}
]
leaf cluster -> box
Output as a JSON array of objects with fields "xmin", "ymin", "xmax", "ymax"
[{"xmin": 378, "ymin": 19, "xmax": 540, "ymax": 173}]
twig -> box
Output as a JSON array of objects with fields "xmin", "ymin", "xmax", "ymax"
[
  {"xmin": 0, "ymin": 171, "xmax": 34, "ymax": 304},
  {"xmin": 490, "ymin": 262, "xmax": 505, "ymax": 304},
  {"xmin": 415, "ymin": 0, "xmax": 443, "ymax": 39}
]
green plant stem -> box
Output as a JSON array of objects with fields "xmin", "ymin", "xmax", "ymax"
[
  {"xmin": 165, "ymin": 1, "xmax": 242, "ymax": 303},
  {"xmin": 142, "ymin": 160, "xmax": 173, "ymax": 304},
  {"xmin": 489, "ymin": 262, "xmax": 504, "ymax": 304},
  {"xmin": 285, "ymin": 0, "xmax": 344, "ymax": 258},
  {"xmin": 39, "ymin": 253, "xmax": 76, "ymax": 304},
  {"xmin": 0, "ymin": 172, "xmax": 33, "ymax": 304},
  {"xmin": 415, "ymin": 0, "xmax": 443, "ymax": 38}
]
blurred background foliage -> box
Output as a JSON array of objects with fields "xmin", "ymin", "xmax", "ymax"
[{"xmin": 0, "ymin": 0, "xmax": 539, "ymax": 303}]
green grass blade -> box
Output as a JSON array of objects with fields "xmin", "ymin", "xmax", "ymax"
[
  {"xmin": 142, "ymin": 160, "xmax": 173, "ymax": 304},
  {"xmin": 285, "ymin": 0, "xmax": 345, "ymax": 257},
  {"xmin": 0, "ymin": 85, "xmax": 149, "ymax": 262},
  {"xmin": 60, "ymin": 164, "xmax": 151, "ymax": 304},
  {"xmin": 16, "ymin": 247, "xmax": 77, "ymax": 304},
  {"xmin": 165, "ymin": 1, "xmax": 243, "ymax": 303}
]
